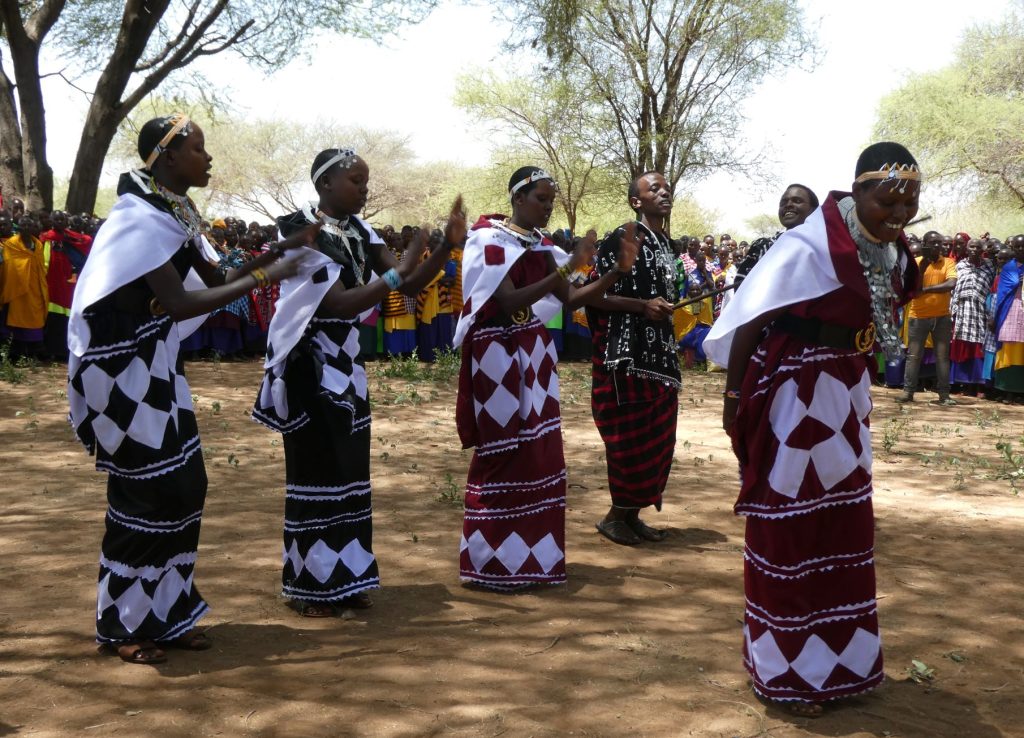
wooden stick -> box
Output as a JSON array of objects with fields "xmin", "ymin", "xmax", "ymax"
[{"xmin": 673, "ymin": 282, "xmax": 736, "ymax": 310}]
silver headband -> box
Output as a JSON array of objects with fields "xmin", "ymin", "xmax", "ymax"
[
  {"xmin": 509, "ymin": 169, "xmax": 556, "ymax": 201},
  {"xmin": 312, "ymin": 147, "xmax": 358, "ymax": 184}
]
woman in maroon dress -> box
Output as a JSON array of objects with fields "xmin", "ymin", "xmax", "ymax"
[
  {"xmin": 705, "ymin": 142, "xmax": 921, "ymax": 715},
  {"xmin": 453, "ymin": 166, "xmax": 638, "ymax": 590}
]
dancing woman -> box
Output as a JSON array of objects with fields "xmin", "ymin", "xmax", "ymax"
[
  {"xmin": 253, "ymin": 148, "xmax": 465, "ymax": 616},
  {"xmin": 68, "ymin": 114, "xmax": 315, "ymax": 665},
  {"xmin": 705, "ymin": 142, "xmax": 921, "ymax": 715},
  {"xmin": 454, "ymin": 166, "xmax": 638, "ymax": 590}
]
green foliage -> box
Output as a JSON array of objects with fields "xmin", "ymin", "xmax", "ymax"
[
  {"xmin": 874, "ymin": 3, "xmax": 1024, "ymax": 211},
  {"xmin": 0, "ymin": 343, "xmax": 29, "ymax": 384},
  {"xmin": 744, "ymin": 213, "xmax": 780, "ymax": 240},
  {"xmin": 432, "ymin": 349, "xmax": 462, "ymax": 383},
  {"xmin": 500, "ymin": 0, "xmax": 816, "ymax": 192},
  {"xmin": 455, "ymin": 70, "xmax": 623, "ymax": 230},
  {"xmin": 381, "ymin": 354, "xmax": 424, "ymax": 380},
  {"xmin": 50, "ymin": 1, "xmax": 440, "ymax": 74},
  {"xmin": 995, "ymin": 435, "xmax": 1024, "ymax": 494},
  {"xmin": 882, "ymin": 415, "xmax": 910, "ymax": 454},
  {"xmin": 435, "ymin": 472, "xmax": 462, "ymax": 506}
]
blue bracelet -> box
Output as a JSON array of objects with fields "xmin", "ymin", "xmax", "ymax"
[{"xmin": 382, "ymin": 268, "xmax": 402, "ymax": 290}]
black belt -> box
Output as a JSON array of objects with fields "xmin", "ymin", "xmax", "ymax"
[
  {"xmin": 774, "ymin": 314, "xmax": 876, "ymax": 353},
  {"xmin": 88, "ymin": 286, "xmax": 164, "ymax": 316},
  {"xmin": 480, "ymin": 307, "xmax": 535, "ymax": 328}
]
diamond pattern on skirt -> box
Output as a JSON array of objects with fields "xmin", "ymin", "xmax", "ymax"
[
  {"xmin": 97, "ymin": 569, "xmax": 194, "ymax": 633},
  {"xmin": 747, "ymin": 626, "xmax": 790, "ymax": 684},
  {"xmin": 284, "ymin": 538, "xmax": 376, "ymax": 583},
  {"xmin": 472, "ymin": 333, "xmax": 558, "ymax": 429},
  {"xmin": 748, "ymin": 627, "xmax": 880, "ymax": 690},
  {"xmin": 460, "ymin": 530, "xmax": 565, "ymax": 574},
  {"xmin": 766, "ymin": 370, "xmax": 872, "ymax": 498}
]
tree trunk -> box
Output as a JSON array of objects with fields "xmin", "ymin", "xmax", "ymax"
[
  {"xmin": 63, "ymin": 0, "xmax": 178, "ymax": 213},
  {"xmin": 64, "ymin": 109, "xmax": 121, "ymax": 214},
  {"xmin": 0, "ymin": 60, "xmax": 24, "ymax": 204},
  {"xmin": 0, "ymin": 0, "xmax": 65, "ymax": 210}
]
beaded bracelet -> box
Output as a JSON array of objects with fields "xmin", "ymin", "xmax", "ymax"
[
  {"xmin": 251, "ymin": 267, "xmax": 270, "ymax": 288},
  {"xmin": 723, "ymin": 389, "xmax": 741, "ymax": 400},
  {"xmin": 382, "ymin": 267, "xmax": 403, "ymax": 291}
]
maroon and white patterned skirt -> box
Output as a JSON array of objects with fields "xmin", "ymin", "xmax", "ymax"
[{"xmin": 456, "ymin": 319, "xmax": 566, "ymax": 589}]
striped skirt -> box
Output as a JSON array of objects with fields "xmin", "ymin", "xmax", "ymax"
[{"xmin": 591, "ymin": 371, "xmax": 677, "ymax": 510}]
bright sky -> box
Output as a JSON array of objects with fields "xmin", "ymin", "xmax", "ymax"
[{"xmin": 41, "ymin": 0, "xmax": 1014, "ymax": 229}]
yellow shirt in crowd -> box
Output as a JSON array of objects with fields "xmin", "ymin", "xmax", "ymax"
[{"xmin": 906, "ymin": 255, "xmax": 957, "ymax": 320}]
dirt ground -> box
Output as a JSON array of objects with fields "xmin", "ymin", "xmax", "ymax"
[{"xmin": 1, "ymin": 357, "xmax": 1022, "ymax": 738}]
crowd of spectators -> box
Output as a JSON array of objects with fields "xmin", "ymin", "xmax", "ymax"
[{"xmin": 2, "ymin": 192, "xmax": 1022, "ymax": 407}]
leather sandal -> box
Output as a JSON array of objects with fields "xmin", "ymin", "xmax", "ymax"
[{"xmin": 595, "ymin": 520, "xmax": 641, "ymax": 546}]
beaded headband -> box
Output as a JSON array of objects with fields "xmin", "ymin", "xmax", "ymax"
[
  {"xmin": 144, "ymin": 113, "xmax": 192, "ymax": 169},
  {"xmin": 312, "ymin": 147, "xmax": 358, "ymax": 184},
  {"xmin": 509, "ymin": 169, "xmax": 557, "ymax": 201},
  {"xmin": 854, "ymin": 162, "xmax": 922, "ymax": 193}
]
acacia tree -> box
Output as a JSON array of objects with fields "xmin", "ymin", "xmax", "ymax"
[
  {"xmin": 455, "ymin": 70, "xmax": 621, "ymax": 231},
  {"xmin": 0, "ymin": 0, "xmax": 437, "ymax": 211},
  {"xmin": 193, "ymin": 119, "xmax": 424, "ymax": 221},
  {"xmin": 499, "ymin": 0, "xmax": 815, "ymax": 195},
  {"xmin": 874, "ymin": 3, "xmax": 1024, "ymax": 209}
]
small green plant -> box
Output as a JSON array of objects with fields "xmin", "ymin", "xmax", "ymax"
[
  {"xmin": 906, "ymin": 659, "xmax": 935, "ymax": 684},
  {"xmin": 436, "ymin": 472, "xmax": 462, "ymax": 506},
  {"xmin": 211, "ymin": 401, "xmax": 222, "ymax": 414},
  {"xmin": 226, "ymin": 453, "xmax": 239, "ymax": 468},
  {"xmin": 995, "ymin": 435, "xmax": 1024, "ymax": 494},
  {"xmin": 882, "ymin": 415, "xmax": 910, "ymax": 453},
  {"xmin": 432, "ymin": 348, "xmax": 461, "ymax": 382},
  {"xmin": 382, "ymin": 354, "xmax": 422, "ymax": 380},
  {"xmin": 0, "ymin": 342, "xmax": 29, "ymax": 384}
]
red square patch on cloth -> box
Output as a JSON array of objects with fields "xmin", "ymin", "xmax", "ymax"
[{"xmin": 484, "ymin": 244, "xmax": 505, "ymax": 265}]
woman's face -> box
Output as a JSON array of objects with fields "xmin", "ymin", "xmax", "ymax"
[
  {"xmin": 321, "ymin": 157, "xmax": 370, "ymax": 216},
  {"xmin": 512, "ymin": 179, "xmax": 556, "ymax": 230},
  {"xmin": 852, "ymin": 179, "xmax": 920, "ymax": 243},
  {"xmin": 166, "ymin": 123, "xmax": 212, "ymax": 189}
]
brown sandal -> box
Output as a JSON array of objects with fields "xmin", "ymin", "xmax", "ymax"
[
  {"xmin": 291, "ymin": 600, "xmax": 336, "ymax": 618},
  {"xmin": 105, "ymin": 641, "xmax": 167, "ymax": 665},
  {"xmin": 159, "ymin": 629, "xmax": 212, "ymax": 651},
  {"xmin": 595, "ymin": 520, "xmax": 641, "ymax": 546},
  {"xmin": 626, "ymin": 518, "xmax": 668, "ymax": 542},
  {"xmin": 339, "ymin": 592, "xmax": 373, "ymax": 609}
]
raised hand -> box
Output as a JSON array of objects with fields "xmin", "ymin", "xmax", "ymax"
[
  {"xmin": 399, "ymin": 227, "xmax": 430, "ymax": 278},
  {"xmin": 444, "ymin": 195, "xmax": 467, "ymax": 247},
  {"xmin": 615, "ymin": 222, "xmax": 641, "ymax": 274}
]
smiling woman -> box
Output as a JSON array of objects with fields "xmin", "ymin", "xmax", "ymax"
[{"xmin": 704, "ymin": 142, "xmax": 921, "ymax": 716}]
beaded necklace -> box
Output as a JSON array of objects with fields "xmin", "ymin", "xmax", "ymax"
[
  {"xmin": 838, "ymin": 197, "xmax": 904, "ymax": 359},
  {"xmin": 150, "ymin": 177, "xmax": 203, "ymax": 241}
]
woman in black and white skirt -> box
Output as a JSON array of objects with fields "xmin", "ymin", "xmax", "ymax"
[
  {"xmin": 68, "ymin": 114, "xmax": 318, "ymax": 665},
  {"xmin": 254, "ymin": 148, "xmax": 465, "ymax": 617}
]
